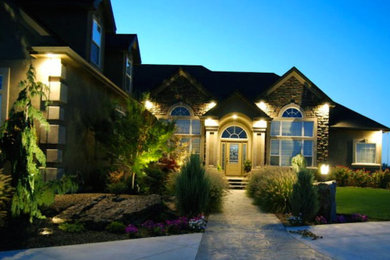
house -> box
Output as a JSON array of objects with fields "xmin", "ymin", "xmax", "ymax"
[
  {"xmin": 133, "ymin": 65, "xmax": 389, "ymax": 175},
  {"xmin": 0, "ymin": 0, "xmax": 141, "ymax": 181},
  {"xmin": 1, "ymin": 0, "xmax": 388, "ymax": 181}
]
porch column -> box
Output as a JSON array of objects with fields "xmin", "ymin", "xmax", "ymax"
[
  {"xmin": 204, "ymin": 117, "xmax": 219, "ymax": 167},
  {"xmin": 252, "ymin": 119, "xmax": 267, "ymax": 168}
]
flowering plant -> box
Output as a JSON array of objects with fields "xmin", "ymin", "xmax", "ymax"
[
  {"xmin": 189, "ymin": 215, "xmax": 207, "ymax": 231},
  {"xmin": 314, "ymin": 216, "xmax": 327, "ymax": 225},
  {"xmin": 288, "ymin": 214, "xmax": 303, "ymax": 226},
  {"xmin": 351, "ymin": 213, "xmax": 368, "ymax": 222},
  {"xmin": 125, "ymin": 224, "xmax": 138, "ymax": 238}
]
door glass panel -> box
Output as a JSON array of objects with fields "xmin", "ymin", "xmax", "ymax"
[
  {"xmin": 221, "ymin": 143, "xmax": 226, "ymax": 170},
  {"xmin": 229, "ymin": 144, "xmax": 239, "ymax": 163},
  {"xmin": 243, "ymin": 143, "xmax": 247, "ymax": 162}
]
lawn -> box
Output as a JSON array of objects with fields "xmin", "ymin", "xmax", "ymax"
[{"xmin": 337, "ymin": 187, "xmax": 390, "ymax": 221}]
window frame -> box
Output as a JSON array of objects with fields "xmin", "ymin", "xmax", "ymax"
[
  {"xmin": 353, "ymin": 141, "xmax": 379, "ymax": 166},
  {"xmin": 0, "ymin": 68, "xmax": 10, "ymax": 124},
  {"xmin": 91, "ymin": 17, "xmax": 103, "ymax": 66},
  {"xmin": 169, "ymin": 104, "xmax": 202, "ymax": 155},
  {"xmin": 269, "ymin": 105, "xmax": 317, "ymax": 167},
  {"xmin": 125, "ymin": 55, "xmax": 132, "ymax": 92}
]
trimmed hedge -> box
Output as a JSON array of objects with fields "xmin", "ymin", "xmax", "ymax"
[{"xmin": 324, "ymin": 167, "xmax": 390, "ymax": 188}]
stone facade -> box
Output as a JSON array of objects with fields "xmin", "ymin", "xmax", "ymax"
[
  {"xmin": 258, "ymin": 76, "xmax": 329, "ymax": 164},
  {"xmin": 149, "ymin": 71, "xmax": 213, "ymax": 117}
]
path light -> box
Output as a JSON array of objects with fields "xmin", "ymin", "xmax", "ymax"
[{"xmin": 320, "ymin": 164, "xmax": 330, "ymax": 175}]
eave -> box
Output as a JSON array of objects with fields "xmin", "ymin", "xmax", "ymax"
[{"xmin": 30, "ymin": 46, "xmax": 128, "ymax": 99}]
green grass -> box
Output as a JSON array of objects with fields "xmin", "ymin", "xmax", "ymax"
[{"xmin": 337, "ymin": 187, "xmax": 390, "ymax": 220}]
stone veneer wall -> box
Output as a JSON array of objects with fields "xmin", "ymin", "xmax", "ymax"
[
  {"xmin": 262, "ymin": 76, "xmax": 329, "ymax": 164},
  {"xmin": 147, "ymin": 73, "xmax": 213, "ymax": 117}
]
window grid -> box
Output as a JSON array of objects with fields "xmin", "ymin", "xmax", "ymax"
[
  {"xmin": 270, "ymin": 139, "xmax": 313, "ymax": 166},
  {"xmin": 355, "ymin": 143, "xmax": 376, "ymax": 164},
  {"xmin": 170, "ymin": 105, "xmax": 201, "ymax": 155},
  {"xmin": 91, "ymin": 19, "xmax": 102, "ymax": 66}
]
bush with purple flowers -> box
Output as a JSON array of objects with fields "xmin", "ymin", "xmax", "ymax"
[
  {"xmin": 125, "ymin": 216, "xmax": 207, "ymax": 238},
  {"xmin": 314, "ymin": 216, "xmax": 328, "ymax": 225}
]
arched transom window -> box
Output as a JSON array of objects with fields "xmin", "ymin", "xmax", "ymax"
[
  {"xmin": 270, "ymin": 106, "xmax": 315, "ymax": 167},
  {"xmin": 282, "ymin": 108, "xmax": 302, "ymax": 118},
  {"xmin": 169, "ymin": 105, "xmax": 201, "ymax": 155},
  {"xmin": 221, "ymin": 126, "xmax": 247, "ymax": 139}
]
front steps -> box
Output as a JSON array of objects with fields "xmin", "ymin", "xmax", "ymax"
[{"xmin": 226, "ymin": 177, "xmax": 248, "ymax": 189}]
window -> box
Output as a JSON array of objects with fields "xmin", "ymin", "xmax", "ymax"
[
  {"xmin": 270, "ymin": 106, "xmax": 315, "ymax": 166},
  {"xmin": 271, "ymin": 140, "xmax": 313, "ymax": 166},
  {"xmin": 0, "ymin": 75, "xmax": 3, "ymax": 90},
  {"xmin": 221, "ymin": 126, "xmax": 247, "ymax": 139},
  {"xmin": 91, "ymin": 18, "xmax": 102, "ymax": 66},
  {"xmin": 282, "ymin": 108, "xmax": 302, "ymax": 118},
  {"xmin": 170, "ymin": 105, "xmax": 201, "ymax": 155},
  {"xmin": 125, "ymin": 56, "xmax": 132, "ymax": 92},
  {"xmin": 355, "ymin": 143, "xmax": 376, "ymax": 164}
]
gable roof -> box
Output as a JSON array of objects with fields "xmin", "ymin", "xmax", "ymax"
[
  {"xmin": 260, "ymin": 67, "xmax": 333, "ymax": 104},
  {"xmin": 330, "ymin": 103, "xmax": 390, "ymax": 131},
  {"xmin": 105, "ymin": 34, "xmax": 141, "ymax": 64},
  {"xmin": 203, "ymin": 91, "xmax": 271, "ymax": 120},
  {"xmin": 133, "ymin": 64, "xmax": 280, "ymax": 102}
]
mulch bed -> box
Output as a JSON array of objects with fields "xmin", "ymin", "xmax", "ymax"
[{"xmin": 0, "ymin": 193, "xmax": 176, "ymax": 251}]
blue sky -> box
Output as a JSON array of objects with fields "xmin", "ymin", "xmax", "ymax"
[{"xmin": 112, "ymin": 0, "xmax": 390, "ymax": 164}]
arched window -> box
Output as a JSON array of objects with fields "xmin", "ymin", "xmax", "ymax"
[
  {"xmin": 282, "ymin": 108, "xmax": 302, "ymax": 118},
  {"xmin": 169, "ymin": 105, "xmax": 201, "ymax": 154},
  {"xmin": 171, "ymin": 106, "xmax": 191, "ymax": 116},
  {"xmin": 270, "ymin": 106, "xmax": 315, "ymax": 167},
  {"xmin": 221, "ymin": 126, "xmax": 247, "ymax": 139}
]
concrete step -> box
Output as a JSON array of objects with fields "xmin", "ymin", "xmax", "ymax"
[{"xmin": 226, "ymin": 177, "xmax": 248, "ymax": 190}]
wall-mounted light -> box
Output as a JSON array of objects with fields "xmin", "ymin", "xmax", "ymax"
[
  {"xmin": 205, "ymin": 117, "xmax": 219, "ymax": 127},
  {"xmin": 144, "ymin": 100, "xmax": 153, "ymax": 110},
  {"xmin": 320, "ymin": 103, "xmax": 330, "ymax": 114},
  {"xmin": 253, "ymin": 120, "xmax": 267, "ymax": 128},
  {"xmin": 206, "ymin": 101, "xmax": 217, "ymax": 111},
  {"xmin": 256, "ymin": 100, "xmax": 267, "ymax": 111}
]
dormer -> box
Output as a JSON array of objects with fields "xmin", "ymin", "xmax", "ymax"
[{"xmin": 104, "ymin": 34, "xmax": 141, "ymax": 93}]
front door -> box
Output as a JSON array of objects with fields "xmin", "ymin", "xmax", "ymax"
[{"xmin": 224, "ymin": 142, "xmax": 246, "ymax": 176}]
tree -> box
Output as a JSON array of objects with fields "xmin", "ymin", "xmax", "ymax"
[
  {"xmin": 108, "ymin": 98, "xmax": 175, "ymax": 190},
  {"xmin": 0, "ymin": 65, "xmax": 76, "ymax": 221}
]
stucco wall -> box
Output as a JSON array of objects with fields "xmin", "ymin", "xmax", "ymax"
[{"xmin": 329, "ymin": 128, "xmax": 382, "ymax": 169}]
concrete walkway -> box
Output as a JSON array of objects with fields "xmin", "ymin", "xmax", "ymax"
[
  {"xmin": 0, "ymin": 233, "xmax": 202, "ymax": 260},
  {"xmin": 196, "ymin": 190, "xmax": 331, "ymax": 259},
  {"xmin": 287, "ymin": 222, "xmax": 390, "ymax": 260}
]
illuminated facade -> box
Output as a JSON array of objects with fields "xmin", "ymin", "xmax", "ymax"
[{"xmin": 134, "ymin": 65, "xmax": 389, "ymax": 175}]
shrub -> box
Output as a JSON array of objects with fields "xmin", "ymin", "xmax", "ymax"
[
  {"xmin": 247, "ymin": 167, "xmax": 296, "ymax": 213},
  {"xmin": 59, "ymin": 222, "xmax": 85, "ymax": 233},
  {"xmin": 0, "ymin": 172, "xmax": 13, "ymax": 227},
  {"xmin": 291, "ymin": 154, "xmax": 306, "ymax": 173},
  {"xmin": 330, "ymin": 167, "xmax": 390, "ymax": 189},
  {"xmin": 175, "ymin": 155, "xmax": 210, "ymax": 216},
  {"xmin": 138, "ymin": 163, "xmax": 169, "ymax": 195},
  {"xmin": 290, "ymin": 170, "xmax": 319, "ymax": 223},
  {"xmin": 205, "ymin": 171, "xmax": 228, "ymax": 213},
  {"xmin": 105, "ymin": 221, "xmax": 126, "ymax": 234},
  {"xmin": 107, "ymin": 182, "xmax": 128, "ymax": 194}
]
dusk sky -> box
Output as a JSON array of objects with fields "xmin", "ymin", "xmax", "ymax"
[{"xmin": 112, "ymin": 0, "xmax": 390, "ymax": 164}]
